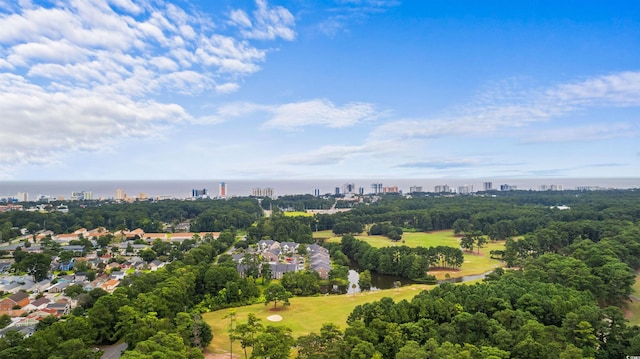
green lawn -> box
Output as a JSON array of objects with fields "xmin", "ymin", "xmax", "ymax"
[
  {"xmin": 203, "ymin": 284, "xmax": 434, "ymax": 355},
  {"xmin": 625, "ymin": 274, "xmax": 640, "ymax": 325},
  {"xmin": 318, "ymin": 230, "xmax": 506, "ymax": 280},
  {"xmin": 284, "ymin": 211, "xmax": 314, "ymax": 217}
]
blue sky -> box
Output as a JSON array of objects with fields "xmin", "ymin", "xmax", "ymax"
[{"xmin": 1, "ymin": 0, "xmax": 639, "ymax": 181}]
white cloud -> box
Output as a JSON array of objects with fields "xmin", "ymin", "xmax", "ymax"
[
  {"xmin": 523, "ymin": 123, "xmax": 639, "ymax": 144},
  {"xmin": 215, "ymin": 82, "xmax": 240, "ymax": 93},
  {"xmin": 370, "ymin": 71, "xmax": 640, "ymax": 142},
  {"xmin": 0, "ymin": 0, "xmax": 296, "ymax": 170},
  {"xmin": 230, "ymin": 0, "xmax": 296, "ymax": 41},
  {"xmin": 0, "ymin": 73, "xmax": 190, "ymax": 166},
  {"xmin": 318, "ymin": 0, "xmax": 399, "ymax": 37},
  {"xmin": 264, "ymin": 99, "xmax": 379, "ymax": 130},
  {"xmin": 280, "ymin": 144, "xmax": 368, "ymax": 165},
  {"xmin": 197, "ymin": 99, "xmax": 380, "ymax": 129}
]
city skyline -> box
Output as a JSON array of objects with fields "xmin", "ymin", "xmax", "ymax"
[{"xmin": 1, "ymin": 1, "xmax": 639, "ymax": 181}]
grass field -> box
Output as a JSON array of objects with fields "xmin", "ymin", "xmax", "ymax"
[
  {"xmin": 625, "ymin": 274, "xmax": 640, "ymax": 325},
  {"xmin": 204, "ymin": 284, "xmax": 434, "ymax": 355},
  {"xmin": 315, "ymin": 229, "xmax": 506, "ymax": 280},
  {"xmin": 284, "ymin": 211, "xmax": 314, "ymax": 217}
]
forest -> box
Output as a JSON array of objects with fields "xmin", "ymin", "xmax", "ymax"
[{"xmin": 0, "ymin": 189, "xmax": 638, "ymax": 358}]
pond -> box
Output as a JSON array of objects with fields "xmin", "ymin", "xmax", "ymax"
[{"xmin": 344, "ymin": 267, "xmax": 494, "ymax": 294}]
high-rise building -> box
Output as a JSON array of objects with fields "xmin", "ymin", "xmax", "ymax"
[
  {"xmin": 382, "ymin": 186, "xmax": 399, "ymax": 193},
  {"xmin": 371, "ymin": 183, "xmax": 383, "ymax": 194},
  {"xmin": 343, "ymin": 183, "xmax": 355, "ymax": 194},
  {"xmin": 314, "ymin": 189, "xmax": 320, "ymax": 197},
  {"xmin": 192, "ymin": 188, "xmax": 208, "ymax": 198},
  {"xmin": 358, "ymin": 187, "xmax": 365, "ymax": 195},
  {"xmin": 16, "ymin": 192, "xmax": 28, "ymax": 202},
  {"xmin": 71, "ymin": 191, "xmax": 93, "ymax": 200},
  {"xmin": 115, "ymin": 189, "xmax": 126, "ymax": 200},
  {"xmin": 500, "ymin": 184, "xmax": 517, "ymax": 191},
  {"xmin": 434, "ymin": 185, "xmax": 450, "ymax": 193},
  {"xmin": 458, "ymin": 185, "xmax": 471, "ymax": 194},
  {"xmin": 219, "ymin": 182, "xmax": 227, "ymax": 198},
  {"xmin": 409, "ymin": 186, "xmax": 423, "ymax": 193},
  {"xmin": 483, "ymin": 182, "xmax": 493, "ymax": 191},
  {"xmin": 335, "ymin": 187, "xmax": 340, "ymax": 195},
  {"xmin": 252, "ymin": 187, "xmax": 275, "ymax": 198}
]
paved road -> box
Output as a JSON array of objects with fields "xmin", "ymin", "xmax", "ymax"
[{"xmin": 99, "ymin": 343, "xmax": 128, "ymax": 359}]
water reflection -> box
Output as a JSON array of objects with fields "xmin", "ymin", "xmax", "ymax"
[
  {"xmin": 346, "ymin": 270, "xmax": 410, "ymax": 294},
  {"xmin": 344, "ymin": 269, "xmax": 494, "ymax": 294}
]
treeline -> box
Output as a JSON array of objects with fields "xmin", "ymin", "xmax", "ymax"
[
  {"xmin": 259, "ymin": 194, "xmax": 335, "ymax": 211},
  {"xmin": 316, "ymin": 189, "xmax": 640, "ymax": 238},
  {"xmin": 497, "ymin": 220, "xmax": 640, "ymax": 307},
  {"xmin": 0, "ymin": 198, "xmax": 263, "ymax": 241},
  {"xmin": 341, "ymin": 235, "xmax": 463, "ymax": 280},
  {"xmin": 246, "ymin": 213, "xmax": 314, "ymax": 244},
  {"xmin": 294, "ymin": 269, "xmax": 639, "ymax": 358}
]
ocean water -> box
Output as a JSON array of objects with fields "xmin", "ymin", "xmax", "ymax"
[{"xmin": 1, "ymin": 178, "xmax": 639, "ymax": 200}]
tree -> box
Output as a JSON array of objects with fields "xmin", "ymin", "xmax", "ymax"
[
  {"xmin": 0, "ymin": 315, "xmax": 10, "ymax": 329},
  {"xmin": 264, "ymin": 283, "xmax": 291, "ymax": 309},
  {"xmin": 261, "ymin": 264, "xmax": 273, "ymax": 284},
  {"xmin": 252, "ymin": 325, "xmax": 294, "ymax": 359},
  {"xmin": 232, "ymin": 313, "xmax": 263, "ymax": 359},
  {"xmin": 139, "ymin": 248, "xmax": 157, "ymax": 263},
  {"xmin": 358, "ymin": 270, "xmax": 372, "ymax": 292},
  {"xmin": 21, "ymin": 253, "xmax": 52, "ymax": 281}
]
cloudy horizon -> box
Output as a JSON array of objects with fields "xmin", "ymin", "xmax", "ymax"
[{"xmin": 1, "ymin": 1, "xmax": 639, "ymax": 181}]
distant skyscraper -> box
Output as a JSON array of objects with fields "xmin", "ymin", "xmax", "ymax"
[
  {"xmin": 371, "ymin": 183, "xmax": 383, "ymax": 194},
  {"xmin": 335, "ymin": 187, "xmax": 340, "ymax": 195},
  {"xmin": 343, "ymin": 183, "xmax": 355, "ymax": 194},
  {"xmin": 434, "ymin": 185, "xmax": 450, "ymax": 193},
  {"xmin": 382, "ymin": 186, "xmax": 399, "ymax": 193},
  {"xmin": 458, "ymin": 185, "xmax": 471, "ymax": 194},
  {"xmin": 358, "ymin": 187, "xmax": 365, "ymax": 195},
  {"xmin": 483, "ymin": 182, "xmax": 493, "ymax": 191},
  {"xmin": 219, "ymin": 182, "xmax": 227, "ymax": 198},
  {"xmin": 71, "ymin": 191, "xmax": 93, "ymax": 200},
  {"xmin": 314, "ymin": 189, "xmax": 320, "ymax": 197},
  {"xmin": 192, "ymin": 188, "xmax": 207, "ymax": 198},
  {"xmin": 115, "ymin": 189, "xmax": 126, "ymax": 200},
  {"xmin": 16, "ymin": 192, "xmax": 28, "ymax": 202},
  {"xmin": 409, "ymin": 186, "xmax": 423, "ymax": 193},
  {"xmin": 500, "ymin": 184, "xmax": 517, "ymax": 191},
  {"xmin": 252, "ymin": 187, "xmax": 275, "ymax": 198}
]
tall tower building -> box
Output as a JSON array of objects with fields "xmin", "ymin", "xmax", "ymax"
[
  {"xmin": 115, "ymin": 189, "xmax": 126, "ymax": 201},
  {"xmin": 483, "ymin": 182, "xmax": 493, "ymax": 191},
  {"xmin": 219, "ymin": 182, "xmax": 227, "ymax": 198}
]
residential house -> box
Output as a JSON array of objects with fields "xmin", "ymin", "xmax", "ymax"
[
  {"xmin": 110, "ymin": 271, "xmax": 126, "ymax": 280},
  {"xmin": 257, "ymin": 240, "xmax": 278, "ymax": 252},
  {"xmin": 61, "ymin": 245, "xmax": 85, "ymax": 255},
  {"xmin": 23, "ymin": 297, "xmax": 51, "ymax": 312},
  {"xmin": 268, "ymin": 263, "xmax": 298, "ymax": 279},
  {"xmin": 0, "ymin": 282, "xmax": 21, "ymax": 294},
  {"xmin": 262, "ymin": 250, "xmax": 279, "ymax": 263},
  {"xmin": 57, "ymin": 258, "xmax": 75, "ymax": 271},
  {"xmin": 280, "ymin": 242, "xmax": 298, "ymax": 255},
  {"xmin": 232, "ymin": 253, "xmax": 245, "ymax": 263},
  {"xmin": 0, "ymin": 291, "xmax": 30, "ymax": 310},
  {"xmin": 47, "ymin": 281, "xmax": 71, "ymax": 293},
  {"xmin": 0, "ymin": 263, "xmax": 11, "ymax": 273},
  {"xmin": 101, "ymin": 279, "xmax": 119, "ymax": 292},
  {"xmin": 46, "ymin": 301, "xmax": 70, "ymax": 316},
  {"xmin": 149, "ymin": 260, "xmax": 165, "ymax": 271}
]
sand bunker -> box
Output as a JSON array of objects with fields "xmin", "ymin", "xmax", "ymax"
[{"xmin": 267, "ymin": 314, "xmax": 283, "ymax": 322}]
